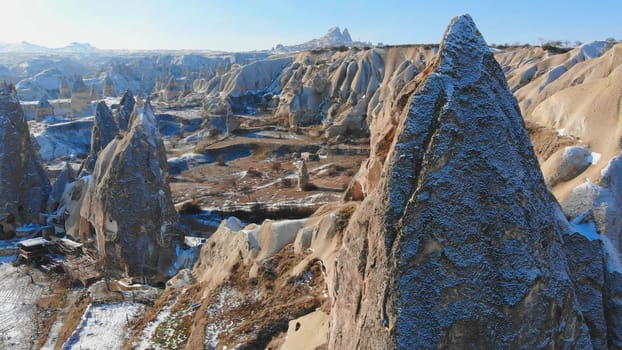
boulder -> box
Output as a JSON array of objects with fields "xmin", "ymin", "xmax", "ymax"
[{"xmin": 542, "ymin": 145, "xmax": 593, "ymax": 187}]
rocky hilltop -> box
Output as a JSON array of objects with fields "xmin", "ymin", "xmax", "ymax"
[
  {"xmin": 275, "ymin": 26, "xmax": 358, "ymax": 52},
  {"xmin": 0, "ymin": 83, "xmax": 50, "ymax": 229}
]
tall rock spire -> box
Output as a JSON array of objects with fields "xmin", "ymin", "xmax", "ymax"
[
  {"xmin": 0, "ymin": 82, "xmax": 50, "ymax": 226},
  {"xmin": 329, "ymin": 15, "xmax": 591, "ymax": 349},
  {"xmin": 80, "ymin": 100, "xmax": 181, "ymax": 282},
  {"xmin": 91, "ymin": 101, "xmax": 118, "ymax": 155},
  {"xmin": 115, "ymin": 89, "xmax": 135, "ymax": 131}
]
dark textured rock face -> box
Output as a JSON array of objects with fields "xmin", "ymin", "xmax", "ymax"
[
  {"xmin": 562, "ymin": 227, "xmax": 622, "ymax": 350},
  {"xmin": 115, "ymin": 90, "xmax": 135, "ymax": 131},
  {"xmin": 91, "ymin": 101, "xmax": 119, "ymax": 154},
  {"xmin": 81, "ymin": 101, "xmax": 181, "ymax": 282},
  {"xmin": 0, "ymin": 83, "xmax": 50, "ymax": 225},
  {"xmin": 329, "ymin": 15, "xmax": 591, "ymax": 349}
]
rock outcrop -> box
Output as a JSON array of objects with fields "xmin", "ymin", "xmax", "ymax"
[
  {"xmin": 115, "ymin": 90, "xmax": 135, "ymax": 131},
  {"xmin": 80, "ymin": 101, "xmax": 181, "ymax": 282},
  {"xmin": 35, "ymin": 98, "xmax": 54, "ymax": 121},
  {"xmin": 330, "ymin": 15, "xmax": 591, "ymax": 349},
  {"xmin": 196, "ymin": 57, "xmax": 292, "ymax": 115},
  {"xmin": 0, "ymin": 83, "xmax": 50, "ymax": 226}
]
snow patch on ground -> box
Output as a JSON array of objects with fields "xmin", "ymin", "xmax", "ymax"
[
  {"xmin": 169, "ymin": 244, "xmax": 196, "ymax": 276},
  {"xmin": 135, "ymin": 295, "xmax": 181, "ymax": 350},
  {"xmin": 590, "ymin": 152, "xmax": 602, "ymax": 165},
  {"xmin": 578, "ymin": 41, "xmax": 611, "ymax": 60},
  {"xmin": 569, "ymin": 211, "xmax": 600, "ymax": 241},
  {"xmin": 204, "ymin": 285, "xmax": 249, "ymax": 349},
  {"xmin": 0, "ymin": 264, "xmax": 47, "ymax": 350},
  {"xmin": 62, "ymin": 302, "xmax": 144, "ymax": 350}
]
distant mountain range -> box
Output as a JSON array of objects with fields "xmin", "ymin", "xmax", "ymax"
[
  {"xmin": 0, "ymin": 27, "xmax": 370, "ymax": 55},
  {"xmin": 0, "ymin": 41, "xmax": 98, "ymax": 53}
]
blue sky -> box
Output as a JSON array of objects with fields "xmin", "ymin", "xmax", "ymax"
[{"xmin": 0, "ymin": 0, "xmax": 620, "ymax": 50}]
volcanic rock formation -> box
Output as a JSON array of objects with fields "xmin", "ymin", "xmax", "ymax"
[
  {"xmin": 561, "ymin": 220, "xmax": 622, "ymax": 350},
  {"xmin": 91, "ymin": 101, "xmax": 119, "ymax": 155},
  {"xmin": 329, "ymin": 15, "xmax": 592, "ymax": 349},
  {"xmin": 0, "ymin": 83, "xmax": 50, "ymax": 226},
  {"xmin": 80, "ymin": 101, "xmax": 181, "ymax": 282},
  {"xmin": 115, "ymin": 90, "xmax": 135, "ymax": 131}
]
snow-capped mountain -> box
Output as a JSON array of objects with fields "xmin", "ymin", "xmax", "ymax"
[
  {"xmin": 0, "ymin": 41, "xmax": 50, "ymax": 53},
  {"xmin": 56, "ymin": 42, "xmax": 98, "ymax": 53},
  {"xmin": 0, "ymin": 41, "xmax": 99, "ymax": 53}
]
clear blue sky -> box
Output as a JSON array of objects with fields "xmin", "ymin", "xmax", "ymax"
[{"xmin": 1, "ymin": 0, "xmax": 620, "ymax": 51}]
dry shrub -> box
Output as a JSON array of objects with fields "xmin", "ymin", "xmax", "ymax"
[
  {"xmin": 178, "ymin": 200, "xmax": 202, "ymax": 215},
  {"xmin": 246, "ymin": 168, "xmax": 263, "ymax": 178},
  {"xmin": 216, "ymin": 154, "xmax": 226, "ymax": 166},
  {"xmin": 327, "ymin": 164, "xmax": 346, "ymax": 176},
  {"xmin": 280, "ymin": 178, "xmax": 293, "ymax": 188},
  {"xmin": 270, "ymin": 161, "xmax": 282, "ymax": 173}
]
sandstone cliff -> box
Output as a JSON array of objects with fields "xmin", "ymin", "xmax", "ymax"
[
  {"xmin": 0, "ymin": 83, "xmax": 50, "ymax": 226},
  {"xmin": 330, "ymin": 15, "xmax": 591, "ymax": 349}
]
